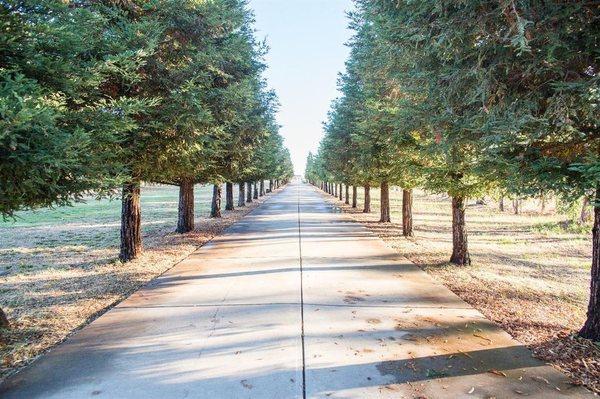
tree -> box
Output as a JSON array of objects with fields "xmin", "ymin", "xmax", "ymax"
[
  {"xmin": 368, "ymin": 0, "xmax": 600, "ymax": 337},
  {"xmin": 0, "ymin": 0, "xmax": 148, "ymax": 323},
  {"xmin": 0, "ymin": 1, "xmax": 127, "ymax": 217}
]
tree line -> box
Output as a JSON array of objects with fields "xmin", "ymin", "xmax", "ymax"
[
  {"xmin": 305, "ymin": 1, "xmax": 599, "ymax": 340},
  {"xmin": 0, "ymin": 0, "xmax": 293, "ymax": 326}
]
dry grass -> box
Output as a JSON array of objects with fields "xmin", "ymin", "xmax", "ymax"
[
  {"xmin": 322, "ymin": 186, "xmax": 600, "ymax": 393},
  {"xmin": 0, "ymin": 183, "xmax": 275, "ymax": 382}
]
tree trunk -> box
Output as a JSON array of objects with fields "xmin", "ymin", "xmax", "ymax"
[
  {"xmin": 402, "ymin": 189, "xmax": 414, "ymax": 237},
  {"xmin": 334, "ymin": 183, "xmax": 338, "ymax": 197},
  {"xmin": 540, "ymin": 194, "xmax": 546, "ymax": 214},
  {"xmin": 352, "ymin": 185, "xmax": 357, "ymax": 208},
  {"xmin": 211, "ymin": 184, "xmax": 222, "ymax": 218},
  {"xmin": 580, "ymin": 186, "xmax": 600, "ymax": 340},
  {"xmin": 380, "ymin": 181, "xmax": 391, "ymax": 223},
  {"xmin": 339, "ymin": 184, "xmax": 343, "ymax": 201},
  {"xmin": 581, "ymin": 196, "xmax": 592, "ymax": 224},
  {"xmin": 345, "ymin": 184, "xmax": 350, "ymax": 205},
  {"xmin": 363, "ymin": 183, "xmax": 371, "ymax": 213},
  {"xmin": 450, "ymin": 196, "xmax": 471, "ymax": 265},
  {"xmin": 513, "ymin": 199, "xmax": 520, "ymax": 215},
  {"xmin": 269, "ymin": 179, "xmax": 274, "ymax": 193},
  {"xmin": 238, "ymin": 182, "xmax": 246, "ymax": 207},
  {"xmin": 176, "ymin": 179, "xmax": 195, "ymax": 233},
  {"xmin": 246, "ymin": 182, "xmax": 253, "ymax": 202},
  {"xmin": 260, "ymin": 180, "xmax": 265, "ymax": 196},
  {"xmin": 499, "ymin": 196, "xmax": 504, "ymax": 212},
  {"xmin": 120, "ymin": 181, "xmax": 142, "ymax": 262},
  {"xmin": 253, "ymin": 181, "xmax": 259, "ymax": 199},
  {"xmin": 0, "ymin": 307, "xmax": 9, "ymax": 329},
  {"xmin": 225, "ymin": 182, "xmax": 234, "ymax": 211}
]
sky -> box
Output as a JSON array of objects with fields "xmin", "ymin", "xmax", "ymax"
[{"xmin": 249, "ymin": 0, "xmax": 354, "ymax": 175}]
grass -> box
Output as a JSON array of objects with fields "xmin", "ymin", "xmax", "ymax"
[
  {"xmin": 0, "ymin": 182, "xmax": 271, "ymax": 381},
  {"xmin": 323, "ymin": 185, "xmax": 599, "ymax": 393}
]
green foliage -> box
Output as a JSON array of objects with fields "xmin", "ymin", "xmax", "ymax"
[
  {"xmin": 1, "ymin": 0, "xmax": 292, "ymax": 216},
  {"xmin": 0, "ymin": 1, "xmax": 127, "ymax": 216},
  {"xmin": 308, "ymin": 0, "xmax": 598, "ymax": 203}
]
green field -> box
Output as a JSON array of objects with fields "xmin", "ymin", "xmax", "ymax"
[
  {"xmin": 0, "ymin": 183, "xmax": 243, "ymax": 274},
  {"xmin": 0, "ymin": 182, "xmax": 273, "ymax": 378}
]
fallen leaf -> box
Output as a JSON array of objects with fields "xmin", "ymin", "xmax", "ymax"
[
  {"xmin": 488, "ymin": 369, "xmax": 507, "ymax": 377},
  {"xmin": 473, "ymin": 333, "xmax": 492, "ymax": 344},
  {"xmin": 531, "ymin": 376, "xmax": 549, "ymax": 384}
]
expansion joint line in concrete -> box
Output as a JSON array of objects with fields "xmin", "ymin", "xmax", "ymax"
[{"xmin": 297, "ymin": 184, "xmax": 307, "ymax": 399}]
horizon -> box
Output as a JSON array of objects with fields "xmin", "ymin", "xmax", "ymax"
[{"xmin": 250, "ymin": 0, "xmax": 353, "ymax": 175}]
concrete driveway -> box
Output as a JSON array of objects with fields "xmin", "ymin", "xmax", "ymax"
[{"xmin": 0, "ymin": 180, "xmax": 592, "ymax": 398}]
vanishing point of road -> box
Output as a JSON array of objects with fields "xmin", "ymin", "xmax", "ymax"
[{"xmin": 0, "ymin": 180, "xmax": 592, "ymax": 398}]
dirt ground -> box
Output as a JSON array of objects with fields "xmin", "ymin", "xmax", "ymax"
[
  {"xmin": 322, "ymin": 185, "xmax": 600, "ymax": 394},
  {"xmin": 0, "ymin": 183, "xmax": 275, "ymax": 382}
]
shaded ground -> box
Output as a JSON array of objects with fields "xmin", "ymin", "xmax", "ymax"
[
  {"xmin": 0, "ymin": 183, "xmax": 272, "ymax": 381},
  {"xmin": 1, "ymin": 181, "xmax": 592, "ymax": 399},
  {"xmin": 323, "ymin": 186, "xmax": 600, "ymax": 393}
]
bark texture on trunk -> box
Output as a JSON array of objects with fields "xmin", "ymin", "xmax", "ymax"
[
  {"xmin": 363, "ymin": 184, "xmax": 371, "ymax": 213},
  {"xmin": 581, "ymin": 196, "xmax": 592, "ymax": 223},
  {"xmin": 540, "ymin": 195, "xmax": 546, "ymax": 214},
  {"xmin": 238, "ymin": 182, "xmax": 246, "ymax": 207},
  {"xmin": 120, "ymin": 181, "xmax": 142, "ymax": 262},
  {"xmin": 210, "ymin": 184, "xmax": 222, "ymax": 218},
  {"xmin": 225, "ymin": 182, "xmax": 234, "ymax": 211},
  {"xmin": 450, "ymin": 196, "xmax": 471, "ymax": 265},
  {"xmin": 260, "ymin": 180, "xmax": 265, "ymax": 196},
  {"xmin": 339, "ymin": 184, "xmax": 343, "ymax": 201},
  {"xmin": 402, "ymin": 189, "xmax": 414, "ymax": 237},
  {"xmin": 269, "ymin": 179, "xmax": 273, "ymax": 192},
  {"xmin": 513, "ymin": 199, "xmax": 520, "ymax": 215},
  {"xmin": 176, "ymin": 180, "xmax": 195, "ymax": 233},
  {"xmin": 345, "ymin": 184, "xmax": 350, "ymax": 205},
  {"xmin": 379, "ymin": 181, "xmax": 391, "ymax": 223},
  {"xmin": 0, "ymin": 307, "xmax": 9, "ymax": 329},
  {"xmin": 334, "ymin": 183, "xmax": 338, "ymax": 197},
  {"xmin": 352, "ymin": 185, "xmax": 357, "ymax": 208},
  {"xmin": 253, "ymin": 182, "xmax": 259, "ymax": 199},
  {"xmin": 580, "ymin": 187, "xmax": 600, "ymax": 340},
  {"xmin": 246, "ymin": 182, "xmax": 253, "ymax": 202}
]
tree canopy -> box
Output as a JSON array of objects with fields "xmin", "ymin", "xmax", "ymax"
[
  {"xmin": 306, "ymin": 0, "xmax": 599, "ymax": 339},
  {"xmin": 1, "ymin": 0, "xmax": 293, "ymax": 259}
]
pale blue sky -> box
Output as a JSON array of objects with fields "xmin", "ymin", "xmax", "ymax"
[{"xmin": 250, "ymin": 0, "xmax": 353, "ymax": 174}]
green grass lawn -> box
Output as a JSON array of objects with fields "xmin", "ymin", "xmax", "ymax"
[{"xmin": 0, "ymin": 183, "xmax": 244, "ymax": 274}]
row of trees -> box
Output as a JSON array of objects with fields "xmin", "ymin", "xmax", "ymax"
[
  {"xmin": 1, "ymin": 1, "xmax": 293, "ymax": 325},
  {"xmin": 305, "ymin": 1, "xmax": 599, "ymax": 339}
]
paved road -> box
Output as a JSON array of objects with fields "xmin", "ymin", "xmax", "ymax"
[{"xmin": 1, "ymin": 181, "xmax": 592, "ymax": 398}]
